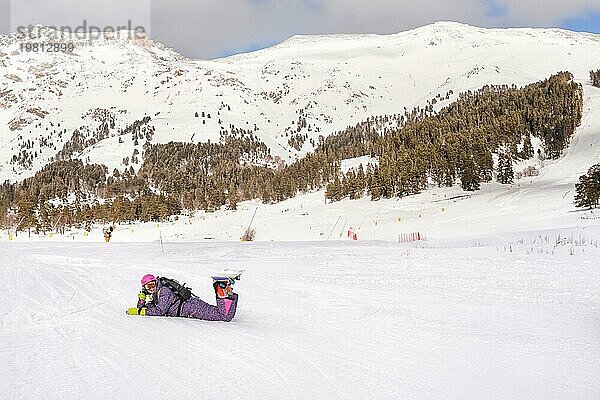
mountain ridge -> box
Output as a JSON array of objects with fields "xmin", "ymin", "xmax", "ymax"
[{"xmin": 1, "ymin": 21, "xmax": 599, "ymax": 184}]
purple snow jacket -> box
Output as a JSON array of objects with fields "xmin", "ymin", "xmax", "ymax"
[{"xmin": 143, "ymin": 280, "xmax": 238, "ymax": 322}]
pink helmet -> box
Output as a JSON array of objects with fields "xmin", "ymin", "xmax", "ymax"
[{"xmin": 141, "ymin": 274, "xmax": 157, "ymax": 286}]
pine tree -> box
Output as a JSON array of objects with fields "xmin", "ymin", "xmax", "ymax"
[
  {"xmin": 325, "ymin": 175, "xmax": 342, "ymax": 202},
  {"xmin": 37, "ymin": 202, "xmax": 52, "ymax": 233},
  {"xmin": 459, "ymin": 158, "xmax": 480, "ymax": 191},
  {"xmin": 228, "ymin": 185, "xmax": 238, "ymax": 210},
  {"xmin": 368, "ymin": 167, "xmax": 382, "ymax": 201},
  {"xmin": 521, "ymin": 134, "xmax": 534, "ymax": 159},
  {"xmin": 575, "ymin": 164, "xmax": 600, "ymax": 208},
  {"xmin": 16, "ymin": 193, "xmax": 36, "ymax": 233},
  {"xmin": 496, "ymin": 152, "xmax": 514, "ymax": 184}
]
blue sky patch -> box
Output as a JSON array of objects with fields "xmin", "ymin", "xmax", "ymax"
[{"xmin": 560, "ymin": 10, "xmax": 600, "ymax": 33}]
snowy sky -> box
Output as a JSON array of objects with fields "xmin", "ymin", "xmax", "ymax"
[{"xmin": 1, "ymin": 0, "xmax": 600, "ymax": 59}]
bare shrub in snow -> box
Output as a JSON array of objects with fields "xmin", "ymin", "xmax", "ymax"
[
  {"xmin": 516, "ymin": 165, "xmax": 539, "ymax": 180},
  {"xmin": 241, "ymin": 227, "xmax": 256, "ymax": 242}
]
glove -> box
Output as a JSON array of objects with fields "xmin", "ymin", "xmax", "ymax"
[
  {"xmin": 140, "ymin": 291, "xmax": 153, "ymax": 302},
  {"xmin": 137, "ymin": 292, "xmax": 147, "ymax": 309},
  {"xmin": 126, "ymin": 307, "xmax": 147, "ymax": 316}
]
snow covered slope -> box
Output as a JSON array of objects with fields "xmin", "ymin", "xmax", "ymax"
[
  {"xmin": 1, "ymin": 238, "xmax": 598, "ymax": 399},
  {"xmin": 4, "ymin": 82, "xmax": 595, "ymax": 244},
  {"xmin": 1, "ymin": 22, "xmax": 600, "ymax": 182}
]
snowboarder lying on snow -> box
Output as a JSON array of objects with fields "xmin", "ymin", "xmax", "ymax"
[{"xmin": 125, "ymin": 273, "xmax": 239, "ymax": 322}]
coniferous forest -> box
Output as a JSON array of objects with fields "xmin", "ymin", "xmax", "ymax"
[{"xmin": 0, "ymin": 72, "xmax": 584, "ymax": 232}]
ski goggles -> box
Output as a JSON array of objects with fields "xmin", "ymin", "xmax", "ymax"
[{"xmin": 144, "ymin": 281, "xmax": 157, "ymax": 290}]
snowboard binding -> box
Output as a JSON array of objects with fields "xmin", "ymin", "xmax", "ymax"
[{"xmin": 213, "ymin": 279, "xmax": 234, "ymax": 299}]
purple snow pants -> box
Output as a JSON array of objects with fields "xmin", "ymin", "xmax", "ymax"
[{"xmin": 181, "ymin": 293, "xmax": 239, "ymax": 322}]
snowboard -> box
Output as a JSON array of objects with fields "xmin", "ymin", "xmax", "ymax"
[{"xmin": 211, "ymin": 269, "xmax": 245, "ymax": 284}]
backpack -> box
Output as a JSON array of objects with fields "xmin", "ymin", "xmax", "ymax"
[{"xmin": 159, "ymin": 277, "xmax": 193, "ymax": 302}]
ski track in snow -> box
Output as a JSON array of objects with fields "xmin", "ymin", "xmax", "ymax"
[{"xmin": 0, "ymin": 240, "xmax": 599, "ymax": 399}]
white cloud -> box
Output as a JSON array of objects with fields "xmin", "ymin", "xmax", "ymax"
[{"xmin": 151, "ymin": 0, "xmax": 493, "ymax": 58}]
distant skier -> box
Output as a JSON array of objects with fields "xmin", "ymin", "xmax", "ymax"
[
  {"xmin": 103, "ymin": 226, "xmax": 114, "ymax": 243},
  {"xmin": 126, "ymin": 273, "xmax": 240, "ymax": 322}
]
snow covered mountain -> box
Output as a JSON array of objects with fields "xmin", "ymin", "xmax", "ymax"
[{"xmin": 1, "ymin": 22, "xmax": 600, "ymax": 183}]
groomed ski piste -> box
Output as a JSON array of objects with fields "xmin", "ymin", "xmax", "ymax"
[
  {"xmin": 1, "ymin": 232, "xmax": 600, "ymax": 399},
  {"xmin": 2, "ymin": 30, "xmax": 600, "ymax": 400}
]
